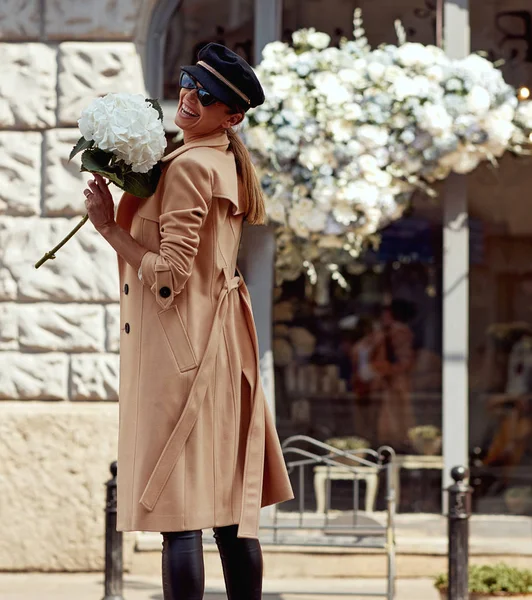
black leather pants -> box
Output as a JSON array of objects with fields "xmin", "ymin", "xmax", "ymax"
[{"xmin": 161, "ymin": 525, "xmax": 263, "ymax": 600}]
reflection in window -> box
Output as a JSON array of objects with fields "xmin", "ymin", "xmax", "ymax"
[
  {"xmin": 469, "ymin": 154, "xmax": 532, "ymax": 517},
  {"xmin": 471, "ymin": 0, "xmax": 532, "ymax": 89},
  {"xmin": 282, "ymin": 0, "xmax": 436, "ymax": 47},
  {"xmin": 274, "ymin": 198, "xmax": 444, "ymax": 513},
  {"xmin": 163, "ymin": 0, "xmax": 254, "ymax": 99}
]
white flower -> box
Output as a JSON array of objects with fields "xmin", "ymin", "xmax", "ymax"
[
  {"xmin": 467, "ymin": 85, "xmax": 492, "ymax": 114},
  {"xmin": 78, "ymin": 93, "xmax": 166, "ymax": 173},
  {"xmin": 357, "ymin": 124, "xmax": 389, "ymax": 148},
  {"xmin": 439, "ymin": 147, "xmax": 483, "ymax": 174},
  {"xmin": 293, "ymin": 28, "xmax": 331, "ymax": 50},
  {"xmin": 344, "ymin": 102, "xmax": 363, "ymax": 121},
  {"xmin": 270, "ymin": 74, "xmax": 298, "ymax": 100},
  {"xmin": 299, "ymin": 144, "xmax": 332, "ymax": 170},
  {"xmin": 333, "ymin": 202, "xmax": 359, "ymax": 226},
  {"xmin": 328, "ymin": 119, "xmax": 352, "ymax": 142},
  {"xmin": 515, "ymin": 101, "xmax": 532, "ymax": 129},
  {"xmin": 417, "ymin": 104, "xmax": 453, "ymax": 136},
  {"xmin": 267, "ymin": 199, "xmax": 287, "ymax": 224},
  {"xmin": 308, "ymin": 31, "xmax": 331, "ymax": 50},
  {"xmin": 338, "ymin": 67, "xmax": 367, "ymax": 89},
  {"xmin": 396, "ymin": 43, "xmax": 435, "ymax": 68},
  {"xmin": 243, "ymin": 126, "xmax": 275, "ymax": 152},
  {"xmin": 288, "ymin": 199, "xmax": 327, "ymax": 238},
  {"xmin": 313, "ymin": 72, "xmax": 351, "ymax": 104},
  {"xmin": 341, "ymin": 180, "xmax": 380, "ymax": 207},
  {"xmin": 367, "ymin": 61, "xmax": 386, "ymax": 82},
  {"xmin": 482, "ymin": 114, "xmax": 515, "ymax": 157},
  {"xmin": 426, "ymin": 65, "xmax": 444, "ymax": 82}
]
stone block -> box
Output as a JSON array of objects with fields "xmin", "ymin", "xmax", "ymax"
[
  {"xmin": 105, "ymin": 303, "xmax": 120, "ymax": 352},
  {"xmin": 0, "ymin": 401, "xmax": 135, "ymax": 570},
  {"xmin": 71, "ymin": 353, "xmax": 119, "ymax": 400},
  {"xmin": 18, "ymin": 303, "xmax": 105, "ymax": 352},
  {"xmin": 0, "ymin": 352, "xmax": 68, "ymax": 400},
  {"xmin": 0, "ymin": 216, "xmax": 119, "ymax": 302},
  {"xmin": 0, "ymin": 44, "xmax": 57, "ymax": 129},
  {"xmin": 58, "ymin": 42, "xmax": 145, "ymax": 126},
  {"xmin": 45, "ymin": 0, "xmax": 141, "ymax": 40},
  {"xmin": 0, "ymin": 267, "xmax": 17, "ymax": 300},
  {"xmin": 0, "ymin": 131, "xmax": 42, "ymax": 216},
  {"xmin": 0, "ymin": 303, "xmax": 18, "ymax": 350},
  {"xmin": 0, "ymin": 0, "xmax": 40, "ymax": 40},
  {"xmin": 43, "ymin": 129, "xmax": 123, "ymax": 216}
]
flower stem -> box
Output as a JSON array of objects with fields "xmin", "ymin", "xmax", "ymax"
[{"xmin": 34, "ymin": 213, "xmax": 89, "ymax": 269}]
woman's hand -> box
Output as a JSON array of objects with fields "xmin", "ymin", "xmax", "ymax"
[{"xmin": 83, "ymin": 174, "xmax": 116, "ymax": 232}]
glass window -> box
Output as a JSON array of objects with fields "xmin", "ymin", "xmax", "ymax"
[
  {"xmin": 163, "ymin": 0, "xmax": 254, "ymax": 100},
  {"xmin": 468, "ymin": 0, "xmax": 532, "ymax": 518},
  {"xmin": 282, "ymin": 0, "xmax": 437, "ymax": 46},
  {"xmin": 276, "ymin": 1, "xmax": 443, "ymax": 514}
]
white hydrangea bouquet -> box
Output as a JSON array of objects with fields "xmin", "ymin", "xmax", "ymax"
[
  {"xmin": 243, "ymin": 10, "xmax": 532, "ymax": 283},
  {"xmin": 35, "ymin": 93, "xmax": 167, "ymax": 268}
]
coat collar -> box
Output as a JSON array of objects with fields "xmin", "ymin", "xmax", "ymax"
[
  {"xmin": 116, "ymin": 131, "xmax": 235, "ymax": 229},
  {"xmin": 160, "ymin": 131, "xmax": 230, "ymax": 164}
]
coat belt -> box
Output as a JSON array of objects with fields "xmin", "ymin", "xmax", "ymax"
[{"xmin": 139, "ymin": 272, "xmax": 266, "ymax": 538}]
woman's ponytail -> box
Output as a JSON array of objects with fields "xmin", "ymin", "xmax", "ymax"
[{"xmin": 227, "ymin": 127, "xmax": 266, "ymax": 225}]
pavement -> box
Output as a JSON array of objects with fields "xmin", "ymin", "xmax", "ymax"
[{"xmin": 0, "ymin": 573, "xmax": 440, "ymax": 600}]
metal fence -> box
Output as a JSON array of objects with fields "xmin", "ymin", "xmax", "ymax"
[{"xmin": 259, "ymin": 435, "xmax": 397, "ymax": 599}]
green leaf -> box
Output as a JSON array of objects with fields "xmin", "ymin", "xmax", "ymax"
[
  {"xmin": 122, "ymin": 163, "xmax": 162, "ymax": 198},
  {"xmin": 69, "ymin": 137, "xmax": 94, "ymax": 161},
  {"xmin": 80, "ymin": 148, "xmax": 162, "ymax": 199},
  {"xmin": 146, "ymin": 98, "xmax": 164, "ymax": 122},
  {"xmin": 80, "ymin": 149, "xmax": 125, "ymax": 187}
]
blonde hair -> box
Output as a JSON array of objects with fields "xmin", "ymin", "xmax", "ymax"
[{"xmin": 226, "ymin": 125, "xmax": 266, "ymax": 225}]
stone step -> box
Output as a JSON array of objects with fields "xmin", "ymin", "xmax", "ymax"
[{"xmin": 130, "ymin": 513, "xmax": 532, "ymax": 579}]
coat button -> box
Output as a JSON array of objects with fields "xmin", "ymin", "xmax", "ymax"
[
  {"xmin": 125, "ymin": 323, "xmax": 130, "ymax": 334},
  {"xmin": 159, "ymin": 286, "xmax": 171, "ymax": 298},
  {"xmin": 124, "ymin": 283, "xmax": 129, "ymax": 295}
]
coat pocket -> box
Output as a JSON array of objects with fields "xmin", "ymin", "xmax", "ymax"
[{"xmin": 157, "ymin": 306, "xmax": 198, "ymax": 373}]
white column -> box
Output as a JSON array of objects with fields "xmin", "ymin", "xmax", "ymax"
[
  {"xmin": 443, "ymin": 0, "xmax": 470, "ymax": 503},
  {"xmin": 239, "ymin": 224, "xmax": 277, "ymax": 415},
  {"xmin": 237, "ymin": 0, "xmax": 282, "ymax": 417}
]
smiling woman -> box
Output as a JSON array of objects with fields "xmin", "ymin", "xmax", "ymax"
[{"xmin": 84, "ymin": 41, "xmax": 294, "ymax": 600}]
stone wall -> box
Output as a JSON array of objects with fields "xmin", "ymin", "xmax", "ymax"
[{"xmin": 0, "ymin": 0, "xmax": 151, "ymax": 571}]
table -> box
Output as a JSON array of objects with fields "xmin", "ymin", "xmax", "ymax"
[
  {"xmin": 393, "ymin": 455, "xmax": 444, "ymax": 508},
  {"xmin": 313, "ymin": 455, "xmax": 444, "ymax": 513},
  {"xmin": 314, "ymin": 465, "xmax": 380, "ymax": 513}
]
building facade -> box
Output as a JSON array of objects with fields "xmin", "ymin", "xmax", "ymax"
[{"xmin": 1, "ymin": 0, "xmax": 532, "ymax": 570}]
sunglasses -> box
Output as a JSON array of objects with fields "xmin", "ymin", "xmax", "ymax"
[{"xmin": 179, "ymin": 71, "xmax": 220, "ymax": 107}]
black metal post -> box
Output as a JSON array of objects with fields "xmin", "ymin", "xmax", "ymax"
[
  {"xmin": 102, "ymin": 461, "xmax": 124, "ymax": 600},
  {"xmin": 447, "ymin": 466, "xmax": 472, "ymax": 600}
]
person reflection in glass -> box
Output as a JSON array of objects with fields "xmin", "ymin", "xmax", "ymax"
[
  {"xmin": 350, "ymin": 316, "xmax": 379, "ymax": 444},
  {"xmin": 371, "ymin": 300, "xmax": 416, "ymax": 451}
]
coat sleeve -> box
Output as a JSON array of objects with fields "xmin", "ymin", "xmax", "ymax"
[{"xmin": 139, "ymin": 154, "xmax": 212, "ymax": 310}]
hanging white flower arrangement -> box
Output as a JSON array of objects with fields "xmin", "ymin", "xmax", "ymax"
[{"xmin": 242, "ymin": 10, "xmax": 532, "ymax": 284}]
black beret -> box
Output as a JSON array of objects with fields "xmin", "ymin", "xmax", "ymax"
[{"xmin": 181, "ymin": 43, "xmax": 265, "ymax": 111}]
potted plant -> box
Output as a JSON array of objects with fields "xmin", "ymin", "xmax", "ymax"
[
  {"xmin": 434, "ymin": 564, "xmax": 532, "ymax": 599},
  {"xmin": 325, "ymin": 436, "xmax": 370, "ymax": 465},
  {"xmin": 408, "ymin": 425, "xmax": 442, "ymax": 455}
]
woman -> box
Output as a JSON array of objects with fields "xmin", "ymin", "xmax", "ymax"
[
  {"xmin": 83, "ymin": 43, "xmax": 294, "ymax": 600},
  {"xmin": 371, "ymin": 301, "xmax": 416, "ymax": 450}
]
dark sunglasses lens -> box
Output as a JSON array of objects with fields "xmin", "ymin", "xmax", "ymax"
[
  {"xmin": 198, "ymin": 89, "xmax": 218, "ymax": 107},
  {"xmin": 180, "ymin": 72, "xmax": 196, "ymax": 89}
]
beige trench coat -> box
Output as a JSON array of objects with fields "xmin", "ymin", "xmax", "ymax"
[{"xmin": 115, "ymin": 131, "xmax": 293, "ymax": 538}]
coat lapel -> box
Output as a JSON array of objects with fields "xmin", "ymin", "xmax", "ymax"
[{"xmin": 120, "ymin": 132, "xmax": 232, "ymax": 224}]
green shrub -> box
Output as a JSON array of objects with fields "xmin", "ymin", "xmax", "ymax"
[{"xmin": 434, "ymin": 563, "xmax": 532, "ymax": 594}]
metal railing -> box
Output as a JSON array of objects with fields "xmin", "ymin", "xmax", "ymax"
[{"xmin": 260, "ymin": 435, "xmax": 397, "ymax": 599}]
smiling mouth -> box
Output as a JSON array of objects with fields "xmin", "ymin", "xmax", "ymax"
[{"xmin": 180, "ymin": 103, "xmax": 199, "ymax": 118}]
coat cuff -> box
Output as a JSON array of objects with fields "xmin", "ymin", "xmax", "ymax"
[{"xmin": 140, "ymin": 251, "xmax": 176, "ymax": 310}]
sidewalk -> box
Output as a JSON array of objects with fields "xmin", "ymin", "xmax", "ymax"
[{"xmin": 0, "ymin": 573, "xmax": 439, "ymax": 600}]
